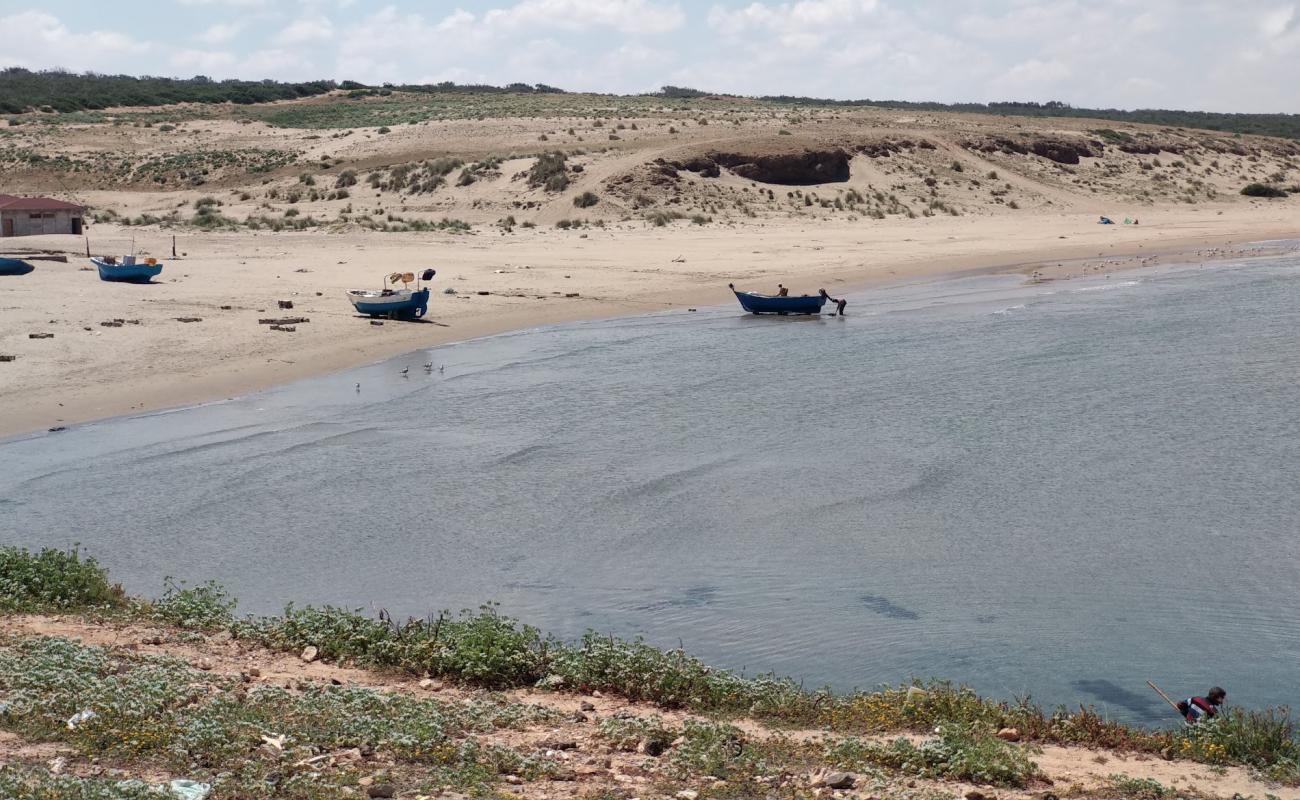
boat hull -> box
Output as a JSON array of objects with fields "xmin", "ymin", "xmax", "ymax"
[
  {"xmin": 348, "ymin": 287, "xmax": 430, "ymax": 319},
  {"xmin": 732, "ymin": 289, "xmax": 827, "ymax": 315},
  {"xmin": 0, "ymin": 258, "xmax": 34, "ymax": 276},
  {"xmin": 92, "ymin": 258, "xmax": 163, "ymax": 283}
]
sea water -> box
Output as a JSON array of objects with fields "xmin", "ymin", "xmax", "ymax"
[{"xmin": 2, "ymin": 253, "xmax": 1298, "ymax": 724}]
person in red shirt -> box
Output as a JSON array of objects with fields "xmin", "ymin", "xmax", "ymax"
[{"xmin": 1177, "ymin": 687, "xmax": 1226, "ymax": 723}]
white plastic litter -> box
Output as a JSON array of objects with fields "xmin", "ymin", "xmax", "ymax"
[
  {"xmin": 168, "ymin": 779, "xmax": 212, "ymax": 800},
  {"xmin": 65, "ymin": 709, "xmax": 96, "ymax": 729}
]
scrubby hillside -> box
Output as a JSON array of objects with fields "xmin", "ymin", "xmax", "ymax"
[{"xmin": 2, "ymin": 90, "xmax": 1297, "ymax": 237}]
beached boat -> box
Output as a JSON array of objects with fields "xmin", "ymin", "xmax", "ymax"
[
  {"xmin": 0, "ymin": 257, "xmax": 34, "ymax": 276},
  {"xmin": 348, "ymin": 268, "xmax": 436, "ymax": 319},
  {"xmin": 92, "ymin": 256, "xmax": 163, "ymax": 283},
  {"xmin": 729, "ymin": 283, "xmax": 828, "ymax": 315}
]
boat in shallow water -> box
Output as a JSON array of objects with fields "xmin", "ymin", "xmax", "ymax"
[
  {"xmin": 729, "ymin": 283, "xmax": 829, "ymax": 315},
  {"xmin": 92, "ymin": 256, "xmax": 163, "ymax": 283},
  {"xmin": 348, "ymin": 268, "xmax": 436, "ymax": 319}
]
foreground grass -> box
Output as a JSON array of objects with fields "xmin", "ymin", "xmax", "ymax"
[{"xmin": 3, "ymin": 545, "xmax": 1298, "ymax": 791}]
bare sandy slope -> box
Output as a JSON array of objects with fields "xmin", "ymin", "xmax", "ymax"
[
  {"xmin": 2, "ymin": 96, "xmax": 1299, "ymax": 437},
  {"xmin": 2, "ymin": 614, "xmax": 1295, "ymax": 800}
]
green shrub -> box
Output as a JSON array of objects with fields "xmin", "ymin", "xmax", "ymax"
[
  {"xmin": 1174, "ymin": 708, "xmax": 1300, "ymax": 781},
  {"xmin": 334, "ymin": 169, "xmax": 357, "ymax": 188},
  {"xmin": 1108, "ymin": 775, "xmax": 1173, "ymax": 800},
  {"xmin": 596, "ymin": 714, "xmax": 676, "ymax": 751},
  {"xmin": 0, "ymin": 547, "xmax": 122, "ymax": 612},
  {"xmin": 151, "ymin": 578, "xmax": 236, "ymax": 630},
  {"xmin": 573, "ymin": 191, "xmax": 598, "ymax": 208},
  {"xmin": 1241, "ymin": 183, "xmax": 1287, "ymax": 197},
  {"xmin": 668, "ymin": 720, "xmax": 751, "ymax": 779},
  {"xmin": 0, "ymin": 765, "xmax": 165, "ymax": 799},
  {"xmin": 646, "ymin": 210, "xmax": 684, "ymax": 227},
  {"xmin": 528, "ymin": 152, "xmax": 568, "ymax": 191},
  {"xmin": 825, "ymin": 724, "xmax": 1039, "ymax": 787}
]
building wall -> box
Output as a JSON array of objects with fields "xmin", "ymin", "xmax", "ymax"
[{"xmin": 1, "ymin": 209, "xmax": 83, "ymax": 236}]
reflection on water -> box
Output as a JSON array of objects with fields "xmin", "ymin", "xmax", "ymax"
[{"xmin": 3, "ymin": 256, "xmax": 1300, "ymax": 724}]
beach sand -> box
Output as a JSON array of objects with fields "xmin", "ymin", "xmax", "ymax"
[
  {"xmin": 3, "ymin": 96, "xmax": 1298, "ymax": 437},
  {"xmin": 2, "ymin": 209, "xmax": 1297, "ymax": 439}
]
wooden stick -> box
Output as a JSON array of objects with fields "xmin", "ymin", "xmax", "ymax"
[{"xmin": 1147, "ymin": 680, "xmax": 1184, "ymax": 714}]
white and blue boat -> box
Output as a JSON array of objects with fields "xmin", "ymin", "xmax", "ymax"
[
  {"xmin": 92, "ymin": 255, "xmax": 163, "ymax": 283},
  {"xmin": 729, "ymin": 283, "xmax": 829, "ymax": 315},
  {"xmin": 348, "ymin": 268, "xmax": 436, "ymax": 320}
]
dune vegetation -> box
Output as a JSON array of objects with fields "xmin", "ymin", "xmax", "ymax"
[{"xmin": 0, "ymin": 546, "xmax": 1297, "ymax": 798}]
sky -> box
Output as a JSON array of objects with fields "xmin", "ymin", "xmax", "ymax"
[{"xmin": 1, "ymin": 0, "xmax": 1298, "ymax": 113}]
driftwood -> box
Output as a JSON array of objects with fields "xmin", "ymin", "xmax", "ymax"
[
  {"xmin": 259, "ymin": 317, "xmax": 308, "ymax": 325},
  {"xmin": 175, "ymin": 317, "xmax": 203, "ymax": 323},
  {"xmin": 277, "ymin": 300, "xmax": 294, "ymax": 309},
  {"xmin": 29, "ymin": 332, "xmax": 54, "ymax": 339},
  {"xmin": 0, "ymin": 355, "xmax": 16, "ymax": 362},
  {"xmin": 269, "ymin": 325, "xmax": 296, "ymax": 332}
]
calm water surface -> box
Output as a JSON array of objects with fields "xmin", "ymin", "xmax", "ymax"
[{"xmin": 3, "ymin": 254, "xmax": 1299, "ymax": 724}]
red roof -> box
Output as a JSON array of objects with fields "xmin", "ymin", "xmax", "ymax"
[{"xmin": 0, "ymin": 194, "xmax": 84, "ymax": 212}]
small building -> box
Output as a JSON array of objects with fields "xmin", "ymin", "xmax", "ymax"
[{"xmin": 0, "ymin": 194, "xmax": 85, "ymax": 237}]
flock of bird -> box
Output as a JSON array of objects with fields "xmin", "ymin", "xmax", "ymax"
[{"xmin": 355, "ymin": 362, "xmax": 443, "ymax": 392}]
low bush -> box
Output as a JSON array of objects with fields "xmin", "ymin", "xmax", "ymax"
[
  {"xmin": 1241, "ymin": 183, "xmax": 1287, "ymax": 197},
  {"xmin": 826, "ymin": 724, "xmax": 1039, "ymax": 787},
  {"xmin": 151, "ymin": 577, "xmax": 236, "ymax": 630},
  {"xmin": 646, "ymin": 210, "xmax": 684, "ymax": 226},
  {"xmin": 1174, "ymin": 708, "xmax": 1300, "ymax": 781},
  {"xmin": 6, "ymin": 548, "xmax": 1300, "ymax": 784},
  {"xmin": 528, "ymin": 152, "xmax": 568, "ymax": 191},
  {"xmin": 0, "ymin": 547, "xmax": 122, "ymax": 612},
  {"xmin": 573, "ymin": 191, "xmax": 598, "ymax": 208}
]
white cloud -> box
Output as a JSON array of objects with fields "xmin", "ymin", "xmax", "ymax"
[
  {"xmin": 708, "ymin": 0, "xmax": 878, "ymax": 35},
  {"xmin": 275, "ymin": 16, "xmax": 335, "ymax": 45},
  {"xmin": 177, "ymin": 0, "xmax": 266, "ymax": 6},
  {"xmin": 1259, "ymin": 5, "xmax": 1296, "ymax": 38},
  {"xmin": 196, "ymin": 22, "xmax": 242, "ymax": 45},
  {"xmin": 4, "ymin": 2, "xmax": 1300, "ymax": 113},
  {"xmin": 171, "ymin": 48, "xmax": 239, "ymax": 73},
  {"xmin": 0, "ymin": 11, "xmax": 139, "ymax": 72},
  {"xmin": 483, "ymin": 0, "xmax": 685, "ymax": 34}
]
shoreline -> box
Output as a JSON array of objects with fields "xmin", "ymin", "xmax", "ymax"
[
  {"xmin": 2, "ymin": 545, "xmax": 1299, "ymax": 800},
  {"xmin": 2, "ymin": 214, "xmax": 1297, "ymax": 439}
]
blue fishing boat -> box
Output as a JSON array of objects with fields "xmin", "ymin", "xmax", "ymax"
[
  {"xmin": 348, "ymin": 268, "xmax": 436, "ymax": 319},
  {"xmin": 92, "ymin": 256, "xmax": 163, "ymax": 283},
  {"xmin": 729, "ymin": 283, "xmax": 829, "ymax": 315},
  {"xmin": 0, "ymin": 257, "xmax": 34, "ymax": 276}
]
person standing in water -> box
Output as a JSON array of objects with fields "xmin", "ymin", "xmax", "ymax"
[
  {"xmin": 1178, "ymin": 687, "xmax": 1226, "ymax": 723},
  {"xmin": 820, "ymin": 289, "xmax": 848, "ymax": 316}
]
